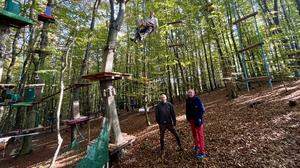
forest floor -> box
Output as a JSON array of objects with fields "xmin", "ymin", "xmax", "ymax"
[{"xmin": 0, "ymin": 80, "xmax": 299, "ymax": 168}]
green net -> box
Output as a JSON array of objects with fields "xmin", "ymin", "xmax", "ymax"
[
  {"xmin": 34, "ymin": 110, "xmax": 40, "ymax": 127},
  {"xmin": 70, "ymin": 138, "xmax": 79, "ymax": 150},
  {"xmin": 77, "ymin": 118, "xmax": 110, "ymax": 168}
]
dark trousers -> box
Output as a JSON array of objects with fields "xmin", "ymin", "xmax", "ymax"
[
  {"xmin": 159, "ymin": 124, "xmax": 181, "ymax": 151},
  {"xmin": 134, "ymin": 27, "xmax": 154, "ymax": 41}
]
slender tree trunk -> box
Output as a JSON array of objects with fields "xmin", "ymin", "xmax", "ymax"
[
  {"xmin": 0, "ymin": 25, "xmax": 10, "ymax": 82},
  {"xmin": 100, "ymin": 0, "xmax": 127, "ymax": 145},
  {"xmin": 6, "ymin": 30, "xmax": 21, "ymax": 83}
]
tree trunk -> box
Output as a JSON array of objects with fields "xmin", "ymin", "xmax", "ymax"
[
  {"xmin": 5, "ymin": 30, "xmax": 21, "ymax": 83},
  {"xmin": 0, "ymin": 25, "xmax": 10, "ymax": 82},
  {"xmin": 100, "ymin": 0, "xmax": 127, "ymax": 145}
]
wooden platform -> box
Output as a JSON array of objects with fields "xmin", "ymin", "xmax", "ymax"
[
  {"xmin": 238, "ymin": 42, "xmax": 263, "ymax": 53},
  {"xmin": 168, "ymin": 44, "xmax": 184, "ymax": 48},
  {"xmin": 233, "ymin": 12, "xmax": 258, "ymax": 25},
  {"xmin": 82, "ymin": 72, "xmax": 132, "ymax": 81},
  {"xmin": 0, "ymin": 84, "xmax": 16, "ymax": 89},
  {"xmin": 38, "ymin": 13, "xmax": 55, "ymax": 23},
  {"xmin": 167, "ymin": 20, "xmax": 184, "ymax": 25},
  {"xmin": 109, "ymin": 133, "xmax": 136, "ymax": 155},
  {"xmin": 25, "ymin": 84, "xmax": 45, "ymax": 88},
  {"xmin": 31, "ymin": 49, "xmax": 51, "ymax": 55},
  {"xmin": 0, "ymin": 9, "xmax": 33, "ymax": 28},
  {"xmin": 88, "ymin": 132, "xmax": 136, "ymax": 156},
  {"xmin": 63, "ymin": 116, "xmax": 89, "ymax": 126}
]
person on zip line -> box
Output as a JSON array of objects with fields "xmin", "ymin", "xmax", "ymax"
[{"xmin": 131, "ymin": 11, "xmax": 159, "ymax": 43}]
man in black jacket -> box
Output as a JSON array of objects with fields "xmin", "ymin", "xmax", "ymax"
[{"xmin": 155, "ymin": 94, "xmax": 182, "ymax": 156}]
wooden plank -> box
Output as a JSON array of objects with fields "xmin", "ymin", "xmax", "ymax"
[
  {"xmin": 63, "ymin": 116, "xmax": 89, "ymax": 126},
  {"xmin": 82, "ymin": 72, "xmax": 132, "ymax": 81},
  {"xmin": 0, "ymin": 116, "xmax": 103, "ymax": 138},
  {"xmin": 233, "ymin": 12, "xmax": 258, "ymax": 25},
  {"xmin": 167, "ymin": 20, "xmax": 184, "ymax": 25},
  {"xmin": 238, "ymin": 42, "xmax": 263, "ymax": 53},
  {"xmin": 0, "ymin": 84, "xmax": 16, "ymax": 89},
  {"xmin": 31, "ymin": 49, "xmax": 51, "ymax": 55},
  {"xmin": 168, "ymin": 44, "xmax": 183, "ymax": 48},
  {"xmin": 38, "ymin": 13, "xmax": 55, "ymax": 23},
  {"xmin": 25, "ymin": 84, "xmax": 45, "ymax": 87},
  {"xmin": 0, "ymin": 9, "xmax": 33, "ymax": 28}
]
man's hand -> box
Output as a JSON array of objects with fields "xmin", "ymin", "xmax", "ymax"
[{"xmin": 194, "ymin": 118, "xmax": 202, "ymax": 127}]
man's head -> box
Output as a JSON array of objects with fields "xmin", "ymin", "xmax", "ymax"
[
  {"xmin": 150, "ymin": 11, "xmax": 155, "ymax": 17},
  {"xmin": 160, "ymin": 94, "xmax": 167, "ymax": 103},
  {"xmin": 187, "ymin": 89, "xmax": 195, "ymax": 98}
]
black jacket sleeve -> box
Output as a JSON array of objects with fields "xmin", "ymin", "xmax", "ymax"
[
  {"xmin": 169, "ymin": 103, "xmax": 176, "ymax": 126},
  {"xmin": 185, "ymin": 99, "xmax": 190, "ymax": 121},
  {"xmin": 155, "ymin": 104, "xmax": 160, "ymax": 124}
]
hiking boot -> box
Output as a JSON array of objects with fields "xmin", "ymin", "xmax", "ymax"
[
  {"xmin": 160, "ymin": 150, "xmax": 165, "ymax": 159},
  {"xmin": 176, "ymin": 146, "xmax": 183, "ymax": 152},
  {"xmin": 195, "ymin": 153, "xmax": 207, "ymax": 159}
]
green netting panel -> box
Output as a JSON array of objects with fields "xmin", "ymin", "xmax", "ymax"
[
  {"xmin": 70, "ymin": 138, "xmax": 79, "ymax": 150},
  {"xmin": 11, "ymin": 93, "xmax": 20, "ymax": 102},
  {"xmin": 24, "ymin": 87, "xmax": 35, "ymax": 102},
  {"xmin": 77, "ymin": 118, "xmax": 110, "ymax": 168},
  {"xmin": 34, "ymin": 110, "xmax": 40, "ymax": 127}
]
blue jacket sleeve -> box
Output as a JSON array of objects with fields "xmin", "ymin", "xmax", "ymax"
[{"xmin": 195, "ymin": 97, "xmax": 205, "ymax": 119}]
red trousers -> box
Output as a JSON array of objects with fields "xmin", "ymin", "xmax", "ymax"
[{"xmin": 189, "ymin": 119, "xmax": 206, "ymax": 154}]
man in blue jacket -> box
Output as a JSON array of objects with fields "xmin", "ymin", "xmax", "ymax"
[
  {"xmin": 155, "ymin": 94, "xmax": 182, "ymax": 157},
  {"xmin": 186, "ymin": 89, "xmax": 207, "ymax": 159}
]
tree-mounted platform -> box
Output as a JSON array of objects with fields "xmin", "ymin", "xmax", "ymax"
[
  {"xmin": 31, "ymin": 49, "xmax": 51, "ymax": 55},
  {"xmin": 238, "ymin": 42, "xmax": 263, "ymax": 53},
  {"xmin": 167, "ymin": 20, "xmax": 184, "ymax": 26},
  {"xmin": 82, "ymin": 72, "xmax": 132, "ymax": 82},
  {"xmin": 88, "ymin": 132, "xmax": 136, "ymax": 156},
  {"xmin": 64, "ymin": 116, "xmax": 90, "ymax": 126},
  {"xmin": 11, "ymin": 84, "xmax": 45, "ymax": 108},
  {"xmin": 231, "ymin": 73, "xmax": 242, "ymax": 76},
  {"xmin": 0, "ymin": 9, "xmax": 33, "ymax": 28},
  {"xmin": 109, "ymin": 133, "xmax": 136, "ymax": 156},
  {"xmin": 0, "ymin": 84, "xmax": 16, "ymax": 89},
  {"xmin": 38, "ymin": 13, "xmax": 55, "ymax": 23},
  {"xmin": 168, "ymin": 44, "xmax": 184, "ymax": 48},
  {"xmin": 232, "ymin": 12, "xmax": 258, "ymax": 25}
]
